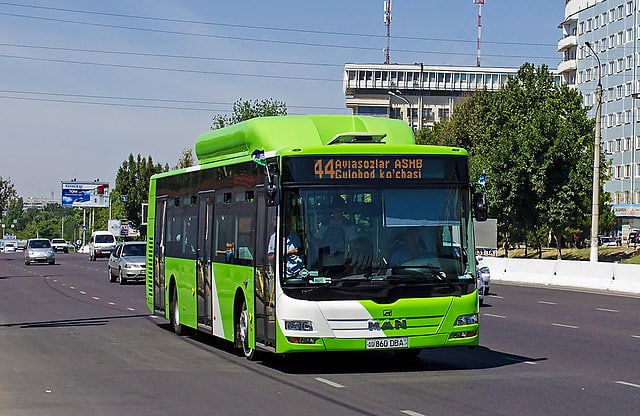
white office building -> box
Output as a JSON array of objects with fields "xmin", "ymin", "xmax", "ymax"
[
  {"xmin": 559, "ymin": 0, "xmax": 640, "ymax": 227},
  {"xmin": 343, "ymin": 63, "xmax": 533, "ymax": 130}
]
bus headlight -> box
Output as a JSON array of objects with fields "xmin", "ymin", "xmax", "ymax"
[
  {"xmin": 284, "ymin": 320, "xmax": 314, "ymax": 331},
  {"xmin": 455, "ymin": 314, "xmax": 477, "ymax": 326}
]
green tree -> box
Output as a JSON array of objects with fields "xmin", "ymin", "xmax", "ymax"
[
  {"xmin": 418, "ymin": 63, "xmax": 607, "ymax": 259},
  {"xmin": 175, "ymin": 147, "xmax": 196, "ymax": 169},
  {"xmin": 114, "ymin": 154, "xmax": 167, "ymax": 231},
  {"xmin": 0, "ymin": 176, "xmax": 17, "ymax": 220},
  {"xmin": 212, "ymin": 98, "xmax": 287, "ymax": 129}
]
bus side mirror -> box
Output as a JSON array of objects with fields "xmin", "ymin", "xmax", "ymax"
[
  {"xmin": 473, "ymin": 192, "xmax": 487, "ymax": 222},
  {"xmin": 265, "ymin": 175, "xmax": 280, "ymax": 207}
]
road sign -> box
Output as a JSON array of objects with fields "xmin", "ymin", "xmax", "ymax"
[
  {"xmin": 82, "ymin": 225, "xmax": 87, "ymax": 231},
  {"xmin": 121, "ymin": 195, "xmax": 127, "ymax": 202}
]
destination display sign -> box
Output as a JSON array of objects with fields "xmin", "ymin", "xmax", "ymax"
[{"xmin": 282, "ymin": 155, "xmax": 468, "ymax": 184}]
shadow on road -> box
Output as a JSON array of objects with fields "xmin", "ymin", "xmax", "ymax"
[
  {"xmin": 0, "ymin": 314, "xmax": 149, "ymax": 329},
  {"xmin": 161, "ymin": 321, "xmax": 546, "ymax": 374},
  {"xmin": 260, "ymin": 346, "xmax": 546, "ymax": 374}
]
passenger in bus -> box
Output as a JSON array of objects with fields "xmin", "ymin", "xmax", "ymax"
[
  {"xmin": 389, "ymin": 228, "xmax": 429, "ymax": 267},
  {"xmin": 217, "ymin": 242, "xmax": 235, "ymax": 263},
  {"xmin": 315, "ymin": 201, "xmax": 358, "ymax": 261}
]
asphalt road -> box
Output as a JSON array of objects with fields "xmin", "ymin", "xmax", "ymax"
[{"xmin": 0, "ymin": 252, "xmax": 638, "ymax": 416}]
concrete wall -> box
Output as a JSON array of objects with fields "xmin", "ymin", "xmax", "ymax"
[{"xmin": 481, "ymin": 257, "xmax": 640, "ymax": 295}]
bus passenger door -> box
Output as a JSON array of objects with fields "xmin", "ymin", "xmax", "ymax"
[
  {"xmin": 153, "ymin": 197, "xmax": 167, "ymax": 314},
  {"xmin": 254, "ymin": 188, "xmax": 277, "ymax": 349},
  {"xmin": 197, "ymin": 190, "xmax": 215, "ymax": 332}
]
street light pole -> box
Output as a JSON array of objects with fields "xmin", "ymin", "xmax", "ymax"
[
  {"xmin": 586, "ymin": 41, "xmax": 602, "ymax": 262},
  {"xmin": 388, "ymin": 90, "xmax": 412, "ymax": 129}
]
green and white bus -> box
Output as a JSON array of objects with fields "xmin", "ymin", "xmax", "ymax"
[{"xmin": 146, "ymin": 115, "xmax": 485, "ymax": 359}]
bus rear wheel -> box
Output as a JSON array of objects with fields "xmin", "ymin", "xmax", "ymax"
[
  {"xmin": 170, "ymin": 286, "xmax": 187, "ymax": 336},
  {"xmin": 236, "ymin": 300, "xmax": 257, "ymax": 360}
]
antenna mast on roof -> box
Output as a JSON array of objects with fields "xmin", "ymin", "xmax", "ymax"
[
  {"xmin": 474, "ymin": 0, "xmax": 485, "ymax": 67},
  {"xmin": 384, "ymin": 0, "xmax": 392, "ymax": 64}
]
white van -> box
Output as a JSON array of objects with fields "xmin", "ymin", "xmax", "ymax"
[{"xmin": 89, "ymin": 231, "xmax": 117, "ymax": 261}]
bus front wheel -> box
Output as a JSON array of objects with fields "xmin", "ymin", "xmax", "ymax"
[{"xmin": 236, "ymin": 300, "xmax": 257, "ymax": 361}]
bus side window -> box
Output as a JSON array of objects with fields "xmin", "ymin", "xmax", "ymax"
[{"xmin": 214, "ymin": 214, "xmax": 236, "ymax": 264}]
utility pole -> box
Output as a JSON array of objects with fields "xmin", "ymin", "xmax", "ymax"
[
  {"xmin": 384, "ymin": 0, "xmax": 392, "ymax": 64},
  {"xmin": 474, "ymin": 0, "xmax": 485, "ymax": 67},
  {"xmin": 585, "ymin": 41, "xmax": 602, "ymax": 262}
]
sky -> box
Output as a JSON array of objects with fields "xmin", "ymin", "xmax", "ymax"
[{"xmin": 0, "ymin": 0, "xmax": 565, "ymax": 198}]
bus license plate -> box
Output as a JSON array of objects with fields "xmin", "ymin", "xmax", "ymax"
[{"xmin": 365, "ymin": 337, "xmax": 408, "ymax": 350}]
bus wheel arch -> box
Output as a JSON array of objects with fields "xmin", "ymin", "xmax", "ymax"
[{"xmin": 234, "ymin": 289, "xmax": 257, "ymax": 360}]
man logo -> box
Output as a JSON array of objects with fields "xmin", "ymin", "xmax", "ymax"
[
  {"xmin": 368, "ymin": 319, "xmax": 407, "ymax": 331},
  {"xmin": 382, "ymin": 309, "xmax": 392, "ymax": 317}
]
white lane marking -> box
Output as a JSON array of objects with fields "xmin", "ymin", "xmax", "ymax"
[
  {"xmin": 631, "ymin": 335, "xmax": 640, "ymax": 339},
  {"xmin": 614, "ymin": 380, "xmax": 640, "ymax": 389},
  {"xmin": 401, "ymin": 411, "xmax": 427, "ymax": 416},
  {"xmin": 551, "ymin": 323, "xmax": 579, "ymax": 329},
  {"xmin": 314, "ymin": 377, "xmax": 345, "ymax": 388},
  {"xmin": 52, "ymin": 279, "xmax": 57, "ymax": 282},
  {"xmin": 69, "ymin": 286, "xmax": 75, "ymax": 290},
  {"xmin": 488, "ymin": 295, "xmax": 503, "ymax": 299},
  {"xmin": 483, "ymin": 313, "xmax": 506, "ymax": 318},
  {"xmin": 79, "ymin": 291, "xmax": 86, "ymax": 295},
  {"xmin": 596, "ymin": 308, "xmax": 619, "ymax": 313},
  {"xmin": 538, "ymin": 301, "xmax": 557, "ymax": 305},
  {"xmin": 92, "ymin": 297, "xmax": 100, "ymax": 300},
  {"xmin": 127, "ymin": 307, "xmax": 135, "ymax": 311},
  {"xmin": 61, "ymin": 283, "xmax": 66, "ymax": 286},
  {"xmin": 107, "ymin": 302, "xmax": 115, "ymax": 306}
]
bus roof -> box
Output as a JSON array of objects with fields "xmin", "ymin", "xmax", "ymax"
[{"xmin": 195, "ymin": 115, "xmax": 431, "ymax": 163}]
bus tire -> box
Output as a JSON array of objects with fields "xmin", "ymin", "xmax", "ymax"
[
  {"xmin": 170, "ymin": 285, "xmax": 187, "ymax": 336},
  {"xmin": 236, "ymin": 299, "xmax": 258, "ymax": 360}
]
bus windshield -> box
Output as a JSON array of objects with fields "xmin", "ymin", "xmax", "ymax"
[{"xmin": 281, "ymin": 187, "xmax": 473, "ymax": 296}]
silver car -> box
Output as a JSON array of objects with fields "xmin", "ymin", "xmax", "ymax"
[
  {"xmin": 107, "ymin": 242, "xmax": 146, "ymax": 285},
  {"xmin": 25, "ymin": 239, "xmax": 55, "ymax": 265}
]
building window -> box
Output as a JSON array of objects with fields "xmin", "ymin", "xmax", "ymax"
[
  {"xmin": 587, "ymin": 18, "xmax": 592, "ymax": 32},
  {"xmin": 626, "ymin": 82, "xmax": 632, "ymax": 96},
  {"xmin": 617, "ymin": 85, "xmax": 623, "ymax": 99},
  {"xmin": 580, "ymin": 22, "xmax": 585, "ymax": 35},
  {"xmin": 624, "ymin": 191, "xmax": 630, "ymax": 204},
  {"xmin": 616, "ymin": 138, "xmax": 622, "ymax": 152},
  {"xmin": 617, "ymin": 112, "xmax": 623, "ymax": 125},
  {"xmin": 625, "ymin": 137, "xmax": 631, "ymax": 150},
  {"xmin": 618, "ymin": 58, "xmax": 624, "ymax": 73},
  {"xmin": 601, "ymin": 38, "xmax": 607, "ymax": 52},
  {"xmin": 627, "ymin": 29, "xmax": 634, "ymax": 44},
  {"xmin": 595, "ymin": 15, "xmax": 601, "ymax": 27},
  {"xmin": 616, "ymin": 166, "xmax": 623, "ymax": 179},
  {"xmin": 437, "ymin": 108, "xmax": 450, "ymax": 121},
  {"xmin": 608, "ymin": 141, "xmax": 614, "ymax": 153},
  {"xmin": 603, "ymin": 12, "xmax": 608, "ymax": 25},
  {"xmin": 636, "ymin": 163, "xmax": 640, "ymax": 177},
  {"xmin": 586, "ymin": 68, "xmax": 592, "ymax": 81},
  {"xmin": 627, "ymin": 55, "xmax": 633, "ymax": 70},
  {"xmin": 625, "ymin": 165, "xmax": 632, "ymax": 178},
  {"xmin": 610, "ymin": 9, "xmax": 616, "ymax": 22},
  {"xmin": 608, "ymin": 87, "xmax": 614, "ymax": 101},
  {"xmin": 609, "ymin": 34, "xmax": 615, "ymax": 48},
  {"xmin": 618, "ymin": 5, "xmax": 625, "ymax": 19},
  {"xmin": 617, "ymin": 32, "xmax": 624, "ymax": 46},
  {"xmin": 626, "ymin": 111, "xmax": 632, "ymax": 123},
  {"xmin": 636, "ymin": 135, "xmax": 640, "ymax": 149},
  {"xmin": 627, "ymin": 1, "xmax": 633, "ymax": 16},
  {"xmin": 609, "ymin": 61, "xmax": 615, "ymax": 75}
]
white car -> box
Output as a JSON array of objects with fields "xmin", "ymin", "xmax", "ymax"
[
  {"xmin": 88, "ymin": 231, "xmax": 117, "ymax": 261},
  {"xmin": 3, "ymin": 241, "xmax": 17, "ymax": 253},
  {"xmin": 51, "ymin": 238, "xmax": 69, "ymax": 253},
  {"xmin": 476, "ymin": 257, "xmax": 491, "ymax": 306}
]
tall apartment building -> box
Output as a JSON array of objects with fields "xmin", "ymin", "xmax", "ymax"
[
  {"xmin": 559, "ymin": 0, "xmax": 640, "ymax": 227},
  {"xmin": 343, "ymin": 64, "xmax": 533, "ymax": 130}
]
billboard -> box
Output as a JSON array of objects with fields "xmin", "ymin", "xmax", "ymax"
[{"xmin": 61, "ymin": 182, "xmax": 110, "ymax": 208}]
